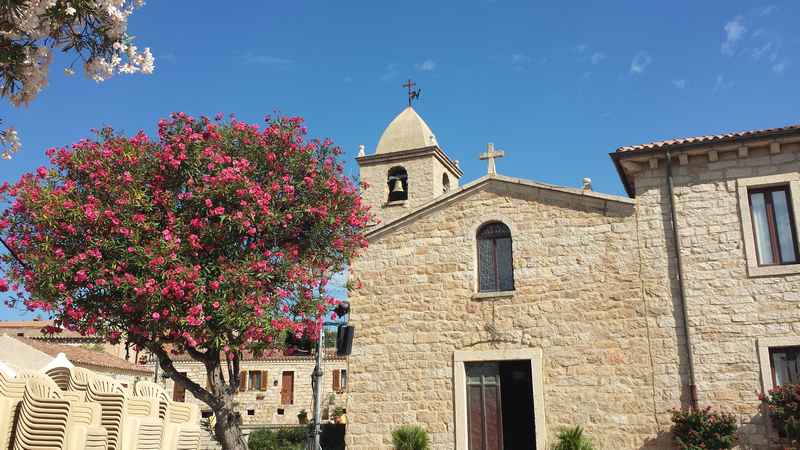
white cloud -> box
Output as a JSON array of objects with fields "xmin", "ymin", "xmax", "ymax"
[
  {"xmin": 242, "ymin": 53, "xmax": 293, "ymax": 66},
  {"xmin": 380, "ymin": 63, "xmax": 399, "ymax": 81},
  {"xmin": 713, "ymin": 74, "xmax": 734, "ymax": 93},
  {"xmin": 721, "ymin": 16, "xmax": 746, "ymax": 55},
  {"xmin": 672, "ymin": 79, "xmax": 687, "ymax": 89},
  {"xmin": 511, "ymin": 53, "xmax": 532, "ymax": 65},
  {"xmin": 414, "ymin": 59, "xmax": 437, "ymax": 72},
  {"xmin": 590, "ymin": 52, "xmax": 606, "ymax": 64},
  {"xmin": 773, "ymin": 59, "xmax": 789, "ymax": 75},
  {"xmin": 630, "ymin": 51, "xmax": 652, "ymax": 74},
  {"xmin": 760, "ymin": 5, "xmax": 777, "ymax": 16},
  {"xmin": 750, "ymin": 40, "xmax": 777, "ymax": 61}
]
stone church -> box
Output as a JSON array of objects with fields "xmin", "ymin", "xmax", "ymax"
[{"xmin": 345, "ymin": 105, "xmax": 800, "ymax": 449}]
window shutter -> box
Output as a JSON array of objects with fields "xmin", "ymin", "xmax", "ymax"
[
  {"xmin": 332, "ymin": 370, "xmax": 340, "ymax": 392},
  {"xmin": 260, "ymin": 371, "xmax": 268, "ymax": 391},
  {"xmin": 239, "ymin": 371, "xmax": 248, "ymax": 392}
]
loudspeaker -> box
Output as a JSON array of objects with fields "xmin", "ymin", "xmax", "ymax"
[{"xmin": 336, "ymin": 325, "xmax": 355, "ymax": 357}]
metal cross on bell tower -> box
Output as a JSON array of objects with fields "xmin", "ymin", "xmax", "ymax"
[
  {"xmin": 480, "ymin": 143, "xmax": 505, "ymax": 175},
  {"xmin": 403, "ymin": 79, "xmax": 421, "ymax": 106}
]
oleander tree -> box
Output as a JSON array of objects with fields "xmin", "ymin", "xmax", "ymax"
[
  {"xmin": 0, "ymin": 112, "xmax": 371, "ymax": 450},
  {"xmin": 1, "ymin": 0, "xmax": 155, "ymax": 159}
]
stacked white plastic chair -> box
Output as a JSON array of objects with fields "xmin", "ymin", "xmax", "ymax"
[
  {"xmin": 87, "ymin": 375, "xmax": 163, "ymax": 450},
  {"xmin": 0, "ymin": 365, "xmax": 20, "ymax": 450},
  {"xmin": 12, "ymin": 374, "xmax": 107, "ymax": 450},
  {"xmin": 43, "ymin": 353, "xmax": 74, "ymax": 391},
  {"xmin": 134, "ymin": 381, "xmax": 202, "ymax": 450}
]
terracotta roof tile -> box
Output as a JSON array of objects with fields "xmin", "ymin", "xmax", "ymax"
[
  {"xmin": 616, "ymin": 123, "xmax": 800, "ymax": 153},
  {"xmin": 0, "ymin": 320, "xmax": 87, "ymax": 339},
  {"xmin": 13, "ymin": 336, "xmax": 152, "ymax": 375}
]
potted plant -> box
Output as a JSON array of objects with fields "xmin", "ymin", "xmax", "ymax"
[
  {"xmin": 332, "ymin": 407, "xmax": 346, "ymax": 424},
  {"xmin": 297, "ymin": 409, "xmax": 309, "ymax": 425},
  {"xmin": 392, "ymin": 425, "xmax": 430, "ymax": 450}
]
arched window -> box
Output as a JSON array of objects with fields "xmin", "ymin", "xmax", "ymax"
[
  {"xmin": 477, "ymin": 222, "xmax": 514, "ymax": 292},
  {"xmin": 442, "ymin": 173, "xmax": 451, "ymax": 193},
  {"xmin": 387, "ymin": 166, "xmax": 408, "ymax": 202}
]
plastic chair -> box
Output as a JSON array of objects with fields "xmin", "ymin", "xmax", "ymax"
[{"xmin": 133, "ymin": 381, "xmax": 202, "ymax": 450}]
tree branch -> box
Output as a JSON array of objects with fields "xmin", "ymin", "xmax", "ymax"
[{"xmin": 137, "ymin": 339, "xmax": 221, "ymax": 410}]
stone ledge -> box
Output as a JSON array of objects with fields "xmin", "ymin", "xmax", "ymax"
[
  {"xmin": 747, "ymin": 263, "xmax": 800, "ymax": 277},
  {"xmin": 471, "ymin": 290, "xmax": 515, "ymax": 300},
  {"xmin": 383, "ymin": 200, "xmax": 407, "ymax": 208}
]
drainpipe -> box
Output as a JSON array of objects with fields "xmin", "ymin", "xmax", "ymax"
[{"xmin": 664, "ymin": 149, "xmax": 698, "ymax": 410}]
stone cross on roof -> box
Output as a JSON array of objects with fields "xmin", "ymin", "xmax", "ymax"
[{"xmin": 480, "ymin": 143, "xmax": 505, "ymax": 175}]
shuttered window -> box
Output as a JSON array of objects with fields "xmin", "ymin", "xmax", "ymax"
[
  {"xmin": 239, "ymin": 371, "xmax": 248, "ymax": 392},
  {"xmin": 477, "ymin": 222, "xmax": 514, "ymax": 292},
  {"xmin": 332, "ymin": 370, "xmax": 341, "ymax": 393}
]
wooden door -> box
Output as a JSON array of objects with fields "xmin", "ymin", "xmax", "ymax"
[
  {"xmin": 173, "ymin": 372, "xmax": 187, "ymax": 402},
  {"xmin": 281, "ymin": 371, "xmax": 294, "ymax": 405},
  {"xmin": 466, "ymin": 363, "xmax": 503, "ymax": 450}
]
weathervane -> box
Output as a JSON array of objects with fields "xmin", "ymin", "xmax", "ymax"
[{"xmin": 403, "ymin": 79, "xmax": 421, "ymax": 106}]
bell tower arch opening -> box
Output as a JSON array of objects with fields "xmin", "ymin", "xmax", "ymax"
[{"xmin": 387, "ymin": 166, "xmax": 409, "ymax": 202}]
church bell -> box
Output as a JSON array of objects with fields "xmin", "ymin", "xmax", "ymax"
[{"xmin": 391, "ymin": 179, "xmax": 404, "ymax": 193}]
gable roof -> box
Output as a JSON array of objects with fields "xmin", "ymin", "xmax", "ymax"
[
  {"xmin": 12, "ymin": 335, "xmax": 152, "ymax": 375},
  {"xmin": 366, "ymin": 174, "xmax": 634, "ymax": 240}
]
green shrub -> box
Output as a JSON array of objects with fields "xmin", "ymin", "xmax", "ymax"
[
  {"xmin": 671, "ymin": 407, "xmax": 738, "ymax": 450},
  {"xmin": 247, "ymin": 427, "xmax": 307, "ymax": 450},
  {"xmin": 552, "ymin": 426, "xmax": 595, "ymax": 450},
  {"xmin": 392, "ymin": 425, "xmax": 430, "ymax": 450},
  {"xmin": 761, "ymin": 384, "xmax": 800, "ymax": 443}
]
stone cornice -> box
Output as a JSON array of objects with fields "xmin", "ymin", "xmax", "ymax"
[
  {"xmin": 356, "ymin": 145, "xmax": 464, "ymax": 178},
  {"xmin": 365, "ymin": 174, "xmax": 634, "ymax": 240}
]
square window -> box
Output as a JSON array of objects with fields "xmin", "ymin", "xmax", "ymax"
[
  {"xmin": 247, "ymin": 409, "xmax": 255, "ymax": 416},
  {"xmin": 770, "ymin": 346, "xmax": 800, "ymax": 386},
  {"xmin": 749, "ymin": 186, "xmax": 799, "ymax": 266}
]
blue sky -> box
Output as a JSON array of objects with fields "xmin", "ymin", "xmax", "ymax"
[{"xmin": 1, "ymin": 0, "xmax": 798, "ymax": 319}]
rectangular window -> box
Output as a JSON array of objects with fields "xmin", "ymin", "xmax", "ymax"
[
  {"xmin": 248, "ymin": 371, "xmax": 262, "ymax": 391},
  {"xmin": 749, "ymin": 186, "xmax": 799, "ymax": 266},
  {"xmin": 770, "ymin": 346, "xmax": 800, "ymax": 386}
]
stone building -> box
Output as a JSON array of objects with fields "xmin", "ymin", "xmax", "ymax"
[
  {"xmin": 171, "ymin": 352, "xmax": 348, "ymax": 427},
  {"xmin": 346, "ymin": 106, "xmax": 800, "ymax": 449}
]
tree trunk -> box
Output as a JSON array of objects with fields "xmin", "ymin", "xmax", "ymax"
[
  {"xmin": 141, "ymin": 342, "xmax": 249, "ymax": 450},
  {"xmin": 213, "ymin": 397, "xmax": 248, "ymax": 450}
]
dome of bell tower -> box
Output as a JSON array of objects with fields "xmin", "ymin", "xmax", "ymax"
[{"xmin": 375, "ymin": 107, "xmax": 438, "ymax": 154}]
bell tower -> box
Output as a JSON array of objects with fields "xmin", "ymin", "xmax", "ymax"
[{"xmin": 357, "ymin": 106, "xmax": 463, "ymax": 225}]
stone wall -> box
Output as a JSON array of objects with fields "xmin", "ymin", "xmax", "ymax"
[
  {"xmin": 347, "ymin": 181, "xmax": 664, "ymax": 449},
  {"xmin": 170, "ymin": 357, "xmax": 348, "ymax": 426},
  {"xmin": 630, "ymin": 142, "xmax": 800, "ymax": 448}
]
